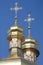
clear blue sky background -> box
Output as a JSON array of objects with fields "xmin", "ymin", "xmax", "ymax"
[{"xmin": 0, "ymin": 0, "xmax": 43, "ymax": 65}]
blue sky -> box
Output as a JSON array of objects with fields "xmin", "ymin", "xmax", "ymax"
[{"xmin": 0, "ymin": 0, "xmax": 43, "ymax": 65}]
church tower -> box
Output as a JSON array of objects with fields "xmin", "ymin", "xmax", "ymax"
[
  {"xmin": 22, "ymin": 13, "xmax": 39, "ymax": 62},
  {"xmin": 7, "ymin": 2, "xmax": 24, "ymax": 58}
]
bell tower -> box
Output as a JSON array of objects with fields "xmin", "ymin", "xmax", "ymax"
[
  {"xmin": 7, "ymin": 2, "xmax": 24, "ymax": 59},
  {"xmin": 22, "ymin": 13, "xmax": 39, "ymax": 62}
]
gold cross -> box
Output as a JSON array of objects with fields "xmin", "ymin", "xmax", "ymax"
[
  {"xmin": 10, "ymin": 2, "xmax": 22, "ymax": 18},
  {"xmin": 24, "ymin": 13, "xmax": 34, "ymax": 38}
]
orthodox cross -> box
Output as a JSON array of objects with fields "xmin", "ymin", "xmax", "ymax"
[
  {"xmin": 25, "ymin": 13, "xmax": 34, "ymax": 38},
  {"xmin": 10, "ymin": 2, "xmax": 22, "ymax": 25}
]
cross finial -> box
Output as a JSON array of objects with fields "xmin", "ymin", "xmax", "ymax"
[
  {"xmin": 10, "ymin": 2, "xmax": 22, "ymax": 25},
  {"xmin": 24, "ymin": 13, "xmax": 35, "ymax": 38}
]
